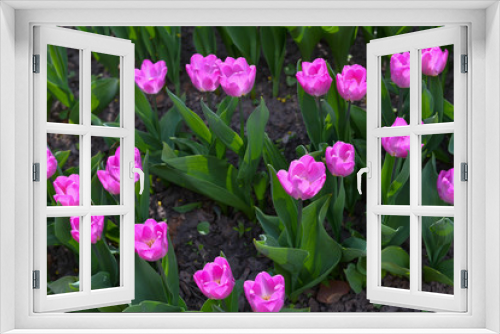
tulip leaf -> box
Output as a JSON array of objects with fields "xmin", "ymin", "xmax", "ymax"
[
  {"xmin": 200, "ymin": 299, "xmax": 223, "ymax": 312},
  {"xmin": 350, "ymin": 105, "xmax": 367, "ymax": 140},
  {"xmin": 224, "ymin": 280, "xmax": 244, "ymax": 312},
  {"xmin": 172, "ymin": 202, "xmax": 202, "ymax": 213},
  {"xmin": 331, "ymin": 177, "xmax": 346, "ymax": 241},
  {"xmin": 54, "ymin": 150, "xmax": 71, "ymax": 170},
  {"xmin": 255, "ymin": 206, "xmax": 282, "ymax": 242},
  {"xmin": 421, "ymin": 155, "xmax": 446, "ymax": 206},
  {"xmin": 54, "ymin": 216, "xmax": 79, "ymax": 255},
  {"xmin": 262, "ymin": 134, "xmax": 287, "ymax": 171},
  {"xmin": 261, "ymin": 26, "xmax": 287, "ymax": 97},
  {"xmin": 297, "ymin": 61, "xmax": 322, "ymax": 150},
  {"xmin": 381, "ymin": 246, "xmax": 410, "ymax": 277},
  {"xmin": 47, "ymin": 276, "xmax": 78, "ymax": 295},
  {"xmin": 387, "ymin": 156, "xmax": 410, "ymax": 200},
  {"xmin": 167, "ymin": 90, "xmax": 212, "ymax": 146},
  {"xmin": 123, "ymin": 300, "xmax": 184, "ymax": 313},
  {"xmin": 428, "ymin": 75, "xmax": 444, "ymax": 122},
  {"xmin": 341, "ymin": 237, "xmax": 367, "ymax": 262},
  {"xmin": 137, "ymin": 151, "xmax": 150, "ymax": 223},
  {"xmin": 444, "ymin": 99, "xmax": 454, "ymax": 121},
  {"xmin": 344, "ymin": 263, "xmax": 366, "ymax": 294},
  {"xmin": 201, "ymin": 100, "xmax": 244, "ymax": 155},
  {"xmin": 193, "ymin": 26, "xmax": 217, "ymax": 56},
  {"xmin": 160, "ymin": 107, "xmax": 182, "ymax": 147},
  {"xmin": 157, "ymin": 27, "xmax": 182, "ymax": 95},
  {"xmin": 135, "ymin": 86, "xmax": 159, "ymax": 138},
  {"xmin": 423, "ymin": 217, "xmax": 454, "ymax": 267},
  {"xmin": 381, "ymin": 79, "xmax": 396, "ymax": 127},
  {"xmin": 133, "ymin": 254, "xmax": 169, "ymax": 305},
  {"xmin": 162, "ymin": 233, "xmax": 180, "ymax": 306},
  {"xmin": 423, "ymin": 263, "xmax": 454, "ymax": 286},
  {"xmin": 268, "ymin": 164, "xmax": 297, "ymax": 248},
  {"xmin": 90, "ymin": 78, "xmax": 119, "ymax": 115},
  {"xmin": 286, "ymin": 26, "xmax": 323, "ymax": 62},
  {"xmin": 170, "ymin": 137, "xmax": 209, "ymax": 156},
  {"xmin": 254, "ymin": 235, "xmax": 309, "ymax": 275},
  {"xmin": 151, "ymin": 156, "xmax": 253, "ymax": 218},
  {"xmin": 238, "ymin": 99, "xmax": 270, "ymax": 182},
  {"xmin": 92, "ymin": 238, "xmax": 119, "ymax": 286},
  {"xmin": 217, "ymin": 96, "xmax": 239, "ymax": 123},
  {"xmin": 70, "ymin": 271, "xmax": 112, "ymax": 291},
  {"xmin": 221, "ymin": 27, "xmax": 260, "ymax": 66},
  {"xmin": 322, "ymin": 26, "xmax": 358, "ymax": 72}
]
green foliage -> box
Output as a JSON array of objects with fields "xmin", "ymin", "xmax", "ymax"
[{"xmin": 261, "ymin": 27, "xmax": 287, "ymax": 97}]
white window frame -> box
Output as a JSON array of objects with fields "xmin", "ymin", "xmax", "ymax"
[
  {"xmin": 366, "ymin": 26, "xmax": 467, "ymax": 312},
  {"xmin": 0, "ymin": 1, "xmax": 499, "ymax": 333},
  {"xmin": 33, "ymin": 25, "xmax": 136, "ymax": 312}
]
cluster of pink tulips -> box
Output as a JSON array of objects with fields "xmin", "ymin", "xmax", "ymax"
[{"xmin": 193, "ymin": 256, "xmax": 285, "ymax": 312}]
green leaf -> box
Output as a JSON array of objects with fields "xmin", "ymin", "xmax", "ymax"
[
  {"xmin": 54, "ymin": 217, "xmax": 79, "ymax": 254},
  {"xmin": 92, "ymin": 238, "xmax": 119, "ymax": 286},
  {"xmin": 387, "ymin": 156, "xmax": 410, "ymax": 200},
  {"xmin": 350, "ymin": 105, "xmax": 367, "ymax": 140},
  {"xmin": 297, "ymin": 60, "xmax": 321, "ymax": 150},
  {"xmin": 193, "ymin": 27, "xmax": 217, "ymax": 56},
  {"xmin": 286, "ymin": 26, "xmax": 323, "ymax": 61},
  {"xmin": 221, "ymin": 27, "xmax": 260, "ymax": 66},
  {"xmin": 137, "ymin": 152, "xmax": 150, "ymax": 223},
  {"xmin": 70, "ymin": 271, "xmax": 112, "ymax": 291},
  {"xmin": 160, "ymin": 107, "xmax": 182, "ymax": 147},
  {"xmin": 133, "ymin": 254, "xmax": 169, "ymax": 304},
  {"xmin": 381, "ymin": 246, "xmax": 410, "ymax": 277},
  {"xmin": 341, "ymin": 237, "xmax": 367, "ymax": 262},
  {"xmin": 254, "ymin": 236, "xmax": 309, "ymax": 275},
  {"xmin": 255, "ymin": 207, "xmax": 282, "ymax": 242},
  {"xmin": 123, "ymin": 300, "xmax": 184, "ymax": 313},
  {"xmin": 162, "ymin": 233, "xmax": 180, "ymax": 306},
  {"xmin": 238, "ymin": 99, "xmax": 270, "ymax": 182},
  {"xmin": 421, "ymin": 84, "xmax": 435, "ymax": 119},
  {"xmin": 167, "ymin": 90, "xmax": 212, "ymax": 145},
  {"xmin": 48, "ymin": 276, "xmax": 78, "ymax": 294},
  {"xmin": 381, "ymin": 79, "xmax": 396, "ymax": 127},
  {"xmin": 448, "ymin": 134, "xmax": 454, "ymax": 155},
  {"xmin": 423, "ymin": 264, "xmax": 453, "ymax": 286},
  {"xmin": 261, "ymin": 27, "xmax": 287, "ymax": 97},
  {"xmin": 201, "ymin": 101, "xmax": 244, "ymax": 155},
  {"xmin": 200, "ymin": 299, "xmax": 223, "ymax": 312},
  {"xmin": 54, "ymin": 150, "xmax": 70, "ymax": 170},
  {"xmin": 172, "ymin": 202, "xmax": 202, "ymax": 213},
  {"xmin": 197, "ymin": 221, "xmax": 210, "ymax": 235},
  {"xmin": 422, "ymin": 217, "xmax": 454, "ymax": 267},
  {"xmin": 91, "ymin": 78, "xmax": 119, "ymax": 115},
  {"xmin": 322, "ymin": 26, "xmax": 357, "ymax": 72},
  {"xmin": 428, "ymin": 76, "xmax": 444, "ymax": 122},
  {"xmin": 135, "ymin": 86, "xmax": 159, "ymax": 138},
  {"xmin": 344, "ymin": 263, "xmax": 365, "ymax": 294},
  {"xmin": 224, "ymin": 280, "xmax": 244, "ymax": 312},
  {"xmin": 151, "ymin": 156, "xmax": 253, "ymax": 218},
  {"xmin": 331, "ymin": 177, "xmax": 346, "ymax": 240},
  {"xmin": 421, "ymin": 155, "xmax": 447, "ymax": 206},
  {"xmin": 263, "ymin": 134, "xmax": 287, "ymax": 171}
]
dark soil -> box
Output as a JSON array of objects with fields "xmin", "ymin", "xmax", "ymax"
[{"xmin": 47, "ymin": 26, "xmax": 453, "ymax": 313}]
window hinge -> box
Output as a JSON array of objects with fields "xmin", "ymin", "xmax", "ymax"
[
  {"xmin": 33, "ymin": 270, "xmax": 40, "ymax": 289},
  {"xmin": 33, "ymin": 163, "xmax": 40, "ymax": 182},
  {"xmin": 33, "ymin": 54, "xmax": 40, "ymax": 73},
  {"xmin": 461, "ymin": 162, "xmax": 468, "ymax": 181},
  {"xmin": 461, "ymin": 54, "xmax": 468, "ymax": 73},
  {"xmin": 461, "ymin": 270, "xmax": 468, "ymax": 289}
]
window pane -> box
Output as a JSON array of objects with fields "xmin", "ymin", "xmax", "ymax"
[
  {"xmin": 420, "ymin": 45, "xmax": 454, "ymax": 123},
  {"xmin": 380, "ymin": 137, "xmax": 410, "ymax": 205},
  {"xmin": 381, "ymin": 215, "xmax": 410, "ymax": 290},
  {"xmin": 47, "ymin": 45, "xmax": 80, "ymax": 124},
  {"xmin": 381, "ymin": 51, "xmax": 410, "ymax": 128},
  {"xmin": 47, "ymin": 134, "xmax": 81, "ymax": 207},
  {"xmin": 91, "ymin": 215, "xmax": 121, "ymax": 290},
  {"xmin": 91, "ymin": 136, "xmax": 121, "ymax": 205},
  {"xmin": 90, "ymin": 52, "xmax": 121, "ymax": 127},
  {"xmin": 421, "ymin": 133, "xmax": 454, "ymax": 206},
  {"xmin": 421, "ymin": 216, "xmax": 454, "ymax": 295},
  {"xmin": 47, "ymin": 216, "xmax": 81, "ymax": 294}
]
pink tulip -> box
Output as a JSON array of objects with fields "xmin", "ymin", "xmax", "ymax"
[
  {"xmin": 69, "ymin": 216, "xmax": 104, "ymax": 244},
  {"xmin": 390, "ymin": 52, "xmax": 410, "ymax": 88},
  {"xmin": 53, "ymin": 174, "xmax": 79, "ymax": 206},
  {"xmin": 244, "ymin": 272, "xmax": 285, "ymax": 312},
  {"xmin": 186, "ymin": 54, "xmax": 221, "ymax": 92},
  {"xmin": 47, "ymin": 147, "xmax": 57, "ymax": 179},
  {"xmin": 296, "ymin": 58, "xmax": 332, "ymax": 97},
  {"xmin": 193, "ymin": 256, "xmax": 235, "ymax": 300},
  {"xmin": 217, "ymin": 57, "xmax": 256, "ymax": 97},
  {"xmin": 276, "ymin": 154, "xmax": 326, "ymax": 200},
  {"xmin": 134, "ymin": 219, "xmax": 168, "ymax": 262},
  {"xmin": 381, "ymin": 117, "xmax": 411, "ymax": 158},
  {"xmin": 437, "ymin": 168, "xmax": 454, "ymax": 205},
  {"xmin": 336, "ymin": 64, "xmax": 367, "ymax": 102},
  {"xmin": 134, "ymin": 59, "xmax": 168, "ymax": 94},
  {"xmin": 97, "ymin": 147, "xmax": 142, "ymax": 195},
  {"xmin": 421, "ymin": 47, "xmax": 448, "ymax": 76},
  {"xmin": 325, "ymin": 141, "xmax": 355, "ymax": 177}
]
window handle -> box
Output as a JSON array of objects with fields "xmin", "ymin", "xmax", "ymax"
[
  {"xmin": 129, "ymin": 162, "xmax": 145, "ymax": 195},
  {"xmin": 357, "ymin": 162, "xmax": 371, "ymax": 195}
]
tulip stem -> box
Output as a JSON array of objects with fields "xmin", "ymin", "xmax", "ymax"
[
  {"xmin": 316, "ymin": 97, "xmax": 323, "ymax": 147},
  {"xmin": 92, "ymin": 243, "xmax": 103, "ymax": 269},
  {"xmin": 206, "ymin": 92, "xmax": 213, "ymax": 110},
  {"xmin": 391, "ymin": 157, "xmax": 399, "ymax": 184},
  {"xmin": 221, "ymin": 299, "xmax": 228, "ymax": 312},
  {"xmin": 239, "ymin": 100, "xmax": 244, "ymax": 139},
  {"xmin": 398, "ymin": 89, "xmax": 404, "ymax": 118},
  {"xmin": 156, "ymin": 260, "xmax": 170, "ymax": 298},
  {"xmin": 150, "ymin": 95, "xmax": 160, "ymax": 134},
  {"xmin": 345, "ymin": 101, "xmax": 352, "ymax": 142},
  {"xmin": 295, "ymin": 199, "xmax": 303, "ymax": 248}
]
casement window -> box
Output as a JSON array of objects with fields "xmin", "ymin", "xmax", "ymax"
[{"xmin": 1, "ymin": 2, "xmax": 499, "ymax": 334}]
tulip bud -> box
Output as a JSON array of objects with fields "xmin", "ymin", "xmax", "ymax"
[
  {"xmin": 134, "ymin": 219, "xmax": 169, "ymax": 262},
  {"xmin": 53, "ymin": 174, "xmax": 80, "ymax": 206},
  {"xmin": 70, "ymin": 216, "xmax": 104, "ymax": 244},
  {"xmin": 244, "ymin": 272, "xmax": 285, "ymax": 312},
  {"xmin": 325, "ymin": 141, "xmax": 355, "ymax": 177},
  {"xmin": 47, "ymin": 147, "xmax": 57, "ymax": 179},
  {"xmin": 134, "ymin": 59, "xmax": 168, "ymax": 95},
  {"xmin": 217, "ymin": 57, "xmax": 256, "ymax": 97},
  {"xmin": 276, "ymin": 154, "xmax": 326, "ymax": 201},
  {"xmin": 336, "ymin": 64, "xmax": 367, "ymax": 102},
  {"xmin": 193, "ymin": 256, "xmax": 235, "ymax": 300},
  {"xmin": 186, "ymin": 54, "xmax": 221, "ymax": 92},
  {"xmin": 437, "ymin": 168, "xmax": 454, "ymax": 205},
  {"xmin": 97, "ymin": 147, "xmax": 142, "ymax": 195},
  {"xmin": 296, "ymin": 58, "xmax": 332, "ymax": 97},
  {"xmin": 381, "ymin": 117, "xmax": 411, "ymax": 158},
  {"xmin": 421, "ymin": 47, "xmax": 448, "ymax": 76},
  {"xmin": 390, "ymin": 52, "xmax": 411, "ymax": 88}
]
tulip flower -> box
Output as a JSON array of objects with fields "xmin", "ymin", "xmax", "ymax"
[
  {"xmin": 186, "ymin": 54, "xmax": 221, "ymax": 92},
  {"xmin": 244, "ymin": 272, "xmax": 285, "ymax": 312},
  {"xmin": 437, "ymin": 168, "xmax": 454, "ymax": 205},
  {"xmin": 381, "ymin": 117, "xmax": 411, "ymax": 158},
  {"xmin": 336, "ymin": 64, "xmax": 367, "ymax": 102},
  {"xmin": 217, "ymin": 57, "xmax": 256, "ymax": 97},
  {"xmin": 326, "ymin": 141, "xmax": 355, "ymax": 177},
  {"xmin": 97, "ymin": 147, "xmax": 142, "ymax": 195},
  {"xmin": 69, "ymin": 216, "xmax": 104, "ymax": 244},
  {"xmin": 134, "ymin": 219, "xmax": 168, "ymax": 262},
  {"xmin": 421, "ymin": 47, "xmax": 448, "ymax": 76},
  {"xmin": 47, "ymin": 147, "xmax": 57, "ymax": 179},
  {"xmin": 296, "ymin": 58, "xmax": 332, "ymax": 97},
  {"xmin": 276, "ymin": 154, "xmax": 326, "ymax": 201},
  {"xmin": 53, "ymin": 174, "xmax": 80, "ymax": 206},
  {"xmin": 390, "ymin": 52, "xmax": 411, "ymax": 88},
  {"xmin": 134, "ymin": 59, "xmax": 168, "ymax": 95},
  {"xmin": 193, "ymin": 256, "xmax": 235, "ymax": 300}
]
